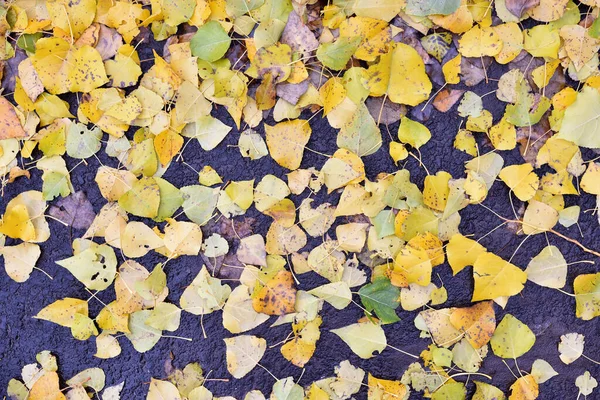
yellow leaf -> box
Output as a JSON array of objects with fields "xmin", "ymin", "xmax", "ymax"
[
  {"xmin": 493, "ymin": 22, "xmax": 523, "ymax": 64},
  {"xmin": 499, "ymin": 164, "xmax": 539, "ymax": 201},
  {"xmin": 339, "ymin": 16, "xmax": 392, "ymax": 62},
  {"xmin": 265, "ymin": 120, "xmax": 311, "ymax": 170},
  {"xmin": 121, "ymin": 221, "xmax": 164, "ymax": 258},
  {"xmin": 253, "ymin": 270, "xmax": 296, "ymax": 315},
  {"xmin": 0, "ymin": 203, "xmax": 36, "ymax": 241},
  {"xmin": 254, "ymin": 43, "xmax": 292, "ymax": 83},
  {"xmin": 509, "ymin": 375, "xmax": 539, "ymax": 400},
  {"xmin": 0, "ymin": 242, "xmax": 41, "ymax": 283},
  {"xmin": 466, "ymin": 110, "xmax": 493, "ymax": 133},
  {"xmin": 574, "ymin": 272, "xmax": 600, "ymax": 320},
  {"xmin": 266, "ymin": 221, "xmax": 307, "ymax": 255},
  {"xmin": 95, "ymin": 166, "xmax": 136, "ymax": 202},
  {"xmin": 531, "ymin": 60, "xmax": 560, "ymax": 89},
  {"xmin": 320, "ymin": 78, "xmax": 346, "ymax": 116},
  {"xmin": 523, "ymin": 25, "xmax": 561, "ymax": 59},
  {"xmin": 0, "ymin": 97, "xmax": 27, "ymax": 139},
  {"xmin": 489, "ymin": 117, "xmax": 516, "ymax": 150},
  {"xmin": 423, "ymin": 171, "xmax": 451, "ymax": 211},
  {"xmin": 281, "ymin": 317, "xmax": 322, "ymax": 367},
  {"xmin": 446, "ymin": 234, "xmax": 487, "ymax": 275},
  {"xmin": 449, "ymin": 301, "xmax": 495, "ymax": 349},
  {"xmin": 459, "ymin": 25, "xmax": 503, "ymax": 57},
  {"xmin": 407, "ymin": 232, "xmax": 445, "ymax": 267},
  {"xmin": 429, "ymin": 0, "xmax": 474, "ymax": 34},
  {"xmin": 454, "ymin": 129, "xmax": 477, "ymax": 156},
  {"xmin": 420, "ymin": 307, "xmax": 462, "ymax": 348},
  {"xmin": 443, "ymin": 54, "xmax": 461, "ymax": 84},
  {"xmin": 47, "ymin": 0, "xmax": 96, "ymax": 39},
  {"xmin": 35, "ymin": 298, "xmax": 88, "ymax": 328},
  {"xmin": 581, "ymin": 162, "xmax": 600, "ymax": 194},
  {"xmin": 367, "ymin": 42, "xmax": 432, "ymax": 106},
  {"xmin": 0, "ymin": 191, "xmax": 49, "ymax": 243},
  {"xmin": 368, "ymin": 374, "xmax": 408, "ymax": 399},
  {"xmin": 105, "ymin": 45, "xmax": 143, "ymax": 88},
  {"xmin": 560, "ymin": 25, "xmax": 600, "ymax": 71},
  {"xmin": 118, "ymin": 177, "xmax": 161, "ymax": 218},
  {"xmin": 529, "ymin": 0, "xmax": 569, "ymax": 22},
  {"xmin": 472, "ymin": 253, "xmax": 526, "ymax": 301},
  {"xmin": 389, "ymin": 141, "xmax": 408, "ymax": 163},
  {"xmin": 224, "ymin": 335, "xmax": 267, "ymax": 378},
  {"xmin": 154, "ymin": 130, "xmax": 184, "ymax": 166},
  {"xmin": 522, "ymin": 200, "xmax": 559, "ymax": 235},
  {"xmin": 398, "ymin": 116, "xmax": 431, "ymax": 149},
  {"xmin": 394, "ymin": 246, "xmax": 432, "ymax": 287},
  {"xmin": 29, "ymin": 371, "xmax": 65, "ymax": 400}
]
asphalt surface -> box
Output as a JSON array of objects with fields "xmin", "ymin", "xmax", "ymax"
[{"xmin": 1, "ymin": 35, "xmax": 600, "ymax": 400}]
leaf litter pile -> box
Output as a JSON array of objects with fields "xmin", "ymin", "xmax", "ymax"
[{"xmin": 4, "ymin": 0, "xmax": 600, "ymax": 399}]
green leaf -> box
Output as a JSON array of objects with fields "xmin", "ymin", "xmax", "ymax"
[
  {"xmin": 352, "ymin": 0, "xmax": 403, "ymax": 22},
  {"xmin": 525, "ymin": 245, "xmax": 567, "ymax": 289},
  {"xmin": 161, "ymin": 0, "xmax": 195, "ymax": 26},
  {"xmin": 358, "ymin": 277, "xmax": 400, "ymax": 324},
  {"xmin": 190, "ymin": 21, "xmax": 232, "ymax": 62},
  {"xmin": 251, "ymin": 0, "xmax": 292, "ymax": 22},
  {"xmin": 557, "ymin": 86, "xmax": 600, "ymax": 148},
  {"xmin": 126, "ymin": 310, "xmax": 163, "ymax": 353},
  {"xmin": 431, "ymin": 382, "xmax": 466, "ymax": 400},
  {"xmin": 119, "ymin": 177, "xmax": 161, "ymax": 218},
  {"xmin": 398, "ymin": 116, "xmax": 431, "ymax": 149},
  {"xmin": 16, "ymin": 32, "xmax": 43, "ymax": 53},
  {"xmin": 405, "ymin": 0, "xmax": 461, "ymax": 16},
  {"xmin": 473, "ymin": 381, "xmax": 506, "ymax": 400},
  {"xmin": 590, "ymin": 16, "xmax": 600, "ymax": 39},
  {"xmin": 271, "ymin": 377, "xmax": 304, "ymax": 400},
  {"xmin": 308, "ymin": 282, "xmax": 352, "ymax": 310},
  {"xmin": 146, "ymin": 302, "xmax": 181, "ymax": 332},
  {"xmin": 136, "ymin": 264, "xmax": 167, "ymax": 302},
  {"xmin": 226, "ymin": 0, "xmax": 265, "ymax": 18},
  {"xmin": 490, "ymin": 314, "xmax": 536, "ymax": 359},
  {"xmin": 155, "ymin": 177, "xmax": 183, "ymax": 221},
  {"xmin": 181, "ymin": 185, "xmax": 220, "ymax": 225},
  {"xmin": 337, "ymin": 102, "xmax": 382, "ymax": 157},
  {"xmin": 504, "ymin": 79, "xmax": 550, "ymax": 127},
  {"xmin": 66, "ymin": 122, "xmax": 102, "ymax": 159},
  {"xmin": 383, "ymin": 169, "xmax": 423, "ymax": 209},
  {"xmin": 56, "ymin": 243, "xmax": 117, "ymax": 291},
  {"xmin": 331, "ymin": 322, "xmax": 387, "ymax": 359},
  {"xmin": 42, "ymin": 171, "xmax": 71, "ymax": 201},
  {"xmin": 316, "ymin": 37, "xmax": 361, "ymax": 70},
  {"xmin": 371, "ymin": 210, "xmax": 396, "ymax": 239}
]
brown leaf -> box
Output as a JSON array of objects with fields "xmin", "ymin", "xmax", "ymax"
[
  {"xmin": 460, "ymin": 57, "xmax": 492, "ymax": 87},
  {"xmin": 505, "ymin": 0, "xmax": 541, "ymax": 18},
  {"xmin": 8, "ymin": 166, "xmax": 30, "ymax": 183},
  {"xmin": 366, "ymin": 96, "xmax": 406, "ymax": 125},
  {"xmin": 95, "ymin": 24, "xmax": 124, "ymax": 61},
  {"xmin": 277, "ymin": 80, "xmax": 309, "ymax": 105},
  {"xmin": 1, "ymin": 49, "xmax": 27, "ymax": 94},
  {"xmin": 281, "ymin": 11, "xmax": 319, "ymax": 58},
  {"xmin": 48, "ymin": 191, "xmax": 96, "ymax": 230},
  {"xmin": 516, "ymin": 119, "xmax": 551, "ymax": 165},
  {"xmin": 433, "ymin": 89, "xmax": 465, "ymax": 113}
]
